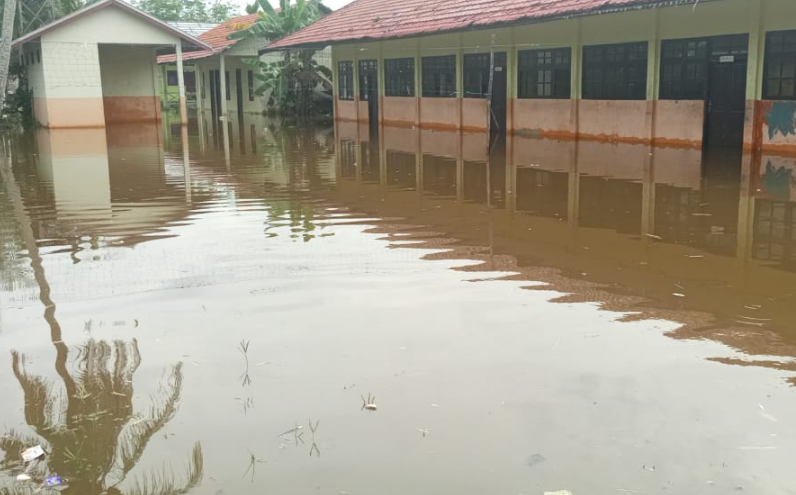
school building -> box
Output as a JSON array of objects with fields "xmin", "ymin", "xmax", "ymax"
[{"xmin": 266, "ymin": 0, "xmax": 796, "ymax": 153}]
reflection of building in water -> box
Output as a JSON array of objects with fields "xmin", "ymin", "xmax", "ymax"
[
  {"xmin": 35, "ymin": 128, "xmax": 113, "ymax": 224},
  {"xmin": 333, "ymin": 125, "xmax": 796, "ymax": 384},
  {"xmin": 32, "ymin": 124, "xmax": 192, "ymax": 250},
  {"xmin": 752, "ymin": 153, "xmax": 796, "ymax": 270}
]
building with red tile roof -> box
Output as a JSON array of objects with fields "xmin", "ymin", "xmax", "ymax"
[
  {"xmin": 157, "ymin": 13, "xmax": 279, "ymax": 117},
  {"xmin": 266, "ymin": 0, "xmax": 796, "ymax": 155}
]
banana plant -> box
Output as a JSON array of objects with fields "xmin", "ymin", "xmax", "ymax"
[{"xmin": 229, "ymin": 0, "xmax": 331, "ymax": 117}]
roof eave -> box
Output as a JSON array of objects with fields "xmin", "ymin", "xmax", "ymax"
[
  {"xmin": 264, "ymin": 0, "xmax": 719, "ymax": 52},
  {"xmin": 11, "ymin": 0, "xmax": 212, "ymax": 50}
]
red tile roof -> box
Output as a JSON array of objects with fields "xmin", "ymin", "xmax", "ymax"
[
  {"xmin": 158, "ymin": 13, "xmax": 262, "ymax": 63},
  {"xmin": 267, "ymin": 0, "xmax": 707, "ymax": 49}
]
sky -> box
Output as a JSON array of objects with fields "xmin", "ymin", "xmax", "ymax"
[{"xmin": 231, "ymin": 0, "xmax": 356, "ymax": 14}]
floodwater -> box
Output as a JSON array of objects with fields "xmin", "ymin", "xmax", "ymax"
[{"xmin": 1, "ymin": 113, "xmax": 795, "ymax": 495}]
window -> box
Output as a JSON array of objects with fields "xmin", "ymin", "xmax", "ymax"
[
  {"xmin": 582, "ymin": 42, "xmax": 648, "ymax": 100},
  {"xmin": 248, "ymin": 70, "xmax": 255, "ymax": 101},
  {"xmin": 167, "ymin": 70, "xmax": 178, "ymax": 86},
  {"xmin": 518, "ymin": 48, "xmax": 571, "ymax": 99},
  {"xmin": 660, "ymin": 38, "xmax": 708, "ymax": 100},
  {"xmin": 384, "ymin": 58, "xmax": 415, "ymax": 97},
  {"xmin": 36, "ymin": 50, "xmax": 40, "ymax": 64},
  {"xmin": 764, "ymin": 30, "xmax": 796, "ymax": 100},
  {"xmin": 358, "ymin": 60, "xmax": 378, "ymax": 100},
  {"xmin": 338, "ymin": 61, "xmax": 354, "ymax": 100},
  {"xmin": 422, "ymin": 55, "xmax": 456, "ymax": 97},
  {"xmin": 225, "ymin": 71, "xmax": 230, "ymax": 101},
  {"xmin": 462, "ymin": 53, "xmax": 507, "ymax": 98},
  {"xmin": 184, "ymin": 71, "xmax": 196, "ymax": 93},
  {"xmin": 201, "ymin": 72, "xmax": 206, "ymax": 99}
]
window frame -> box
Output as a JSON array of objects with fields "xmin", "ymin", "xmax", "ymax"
[
  {"xmin": 358, "ymin": 59, "xmax": 378, "ymax": 100},
  {"xmin": 517, "ymin": 47, "xmax": 572, "ymax": 99},
  {"xmin": 384, "ymin": 58, "xmax": 415, "ymax": 97},
  {"xmin": 337, "ymin": 61, "xmax": 354, "ymax": 100},
  {"xmin": 764, "ymin": 30, "xmax": 796, "ymax": 100},
  {"xmin": 421, "ymin": 55, "xmax": 456, "ymax": 98},
  {"xmin": 582, "ymin": 41, "xmax": 649, "ymax": 100}
]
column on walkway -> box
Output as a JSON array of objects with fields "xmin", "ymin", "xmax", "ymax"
[
  {"xmin": 175, "ymin": 43, "xmax": 188, "ymax": 125},
  {"xmin": 219, "ymin": 54, "xmax": 231, "ymax": 165}
]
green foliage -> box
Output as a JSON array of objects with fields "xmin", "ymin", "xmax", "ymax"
[
  {"xmin": 2, "ymin": 0, "xmax": 96, "ymax": 36},
  {"xmin": 232, "ymin": 0, "xmax": 331, "ymax": 117},
  {"xmin": 132, "ymin": 0, "xmax": 238, "ymax": 22},
  {"xmin": 2, "ymin": 63, "xmax": 35, "ymax": 130},
  {"xmin": 246, "ymin": 52, "xmax": 331, "ymax": 117},
  {"xmin": 229, "ymin": 0, "xmax": 323, "ymax": 42}
]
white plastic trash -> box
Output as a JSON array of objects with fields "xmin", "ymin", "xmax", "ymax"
[
  {"xmin": 21, "ymin": 445, "xmax": 45, "ymax": 462},
  {"xmin": 544, "ymin": 491, "xmax": 574, "ymax": 495},
  {"xmin": 16, "ymin": 474, "xmax": 32, "ymax": 481}
]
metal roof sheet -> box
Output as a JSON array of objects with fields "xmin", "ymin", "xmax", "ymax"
[
  {"xmin": 158, "ymin": 13, "xmax": 262, "ymax": 63},
  {"xmin": 167, "ymin": 22, "xmax": 218, "ymax": 37}
]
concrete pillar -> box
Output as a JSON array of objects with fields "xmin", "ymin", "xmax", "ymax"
[
  {"xmin": 745, "ymin": 0, "xmax": 765, "ymax": 150},
  {"xmin": 641, "ymin": 154, "xmax": 656, "ymax": 237},
  {"xmin": 456, "ymin": 40, "xmax": 463, "ymax": 131},
  {"xmin": 456, "ymin": 157, "xmax": 464, "ymax": 203},
  {"xmin": 175, "ymin": 43, "xmax": 188, "ymax": 125},
  {"xmin": 181, "ymin": 125, "xmax": 192, "ymax": 202},
  {"xmin": 219, "ymin": 54, "xmax": 230, "ymax": 165},
  {"xmin": 572, "ymin": 19, "xmax": 582, "ymax": 138},
  {"xmin": 415, "ymin": 39, "xmax": 421, "ymax": 127}
]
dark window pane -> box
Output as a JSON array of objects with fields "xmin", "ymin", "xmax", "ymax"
[
  {"xmin": 765, "ymin": 30, "xmax": 796, "ymax": 99},
  {"xmin": 517, "ymin": 47, "xmax": 571, "ymax": 99},
  {"xmin": 583, "ymin": 42, "xmax": 647, "ymax": 100},
  {"xmin": 384, "ymin": 58, "xmax": 415, "ymax": 97},
  {"xmin": 337, "ymin": 61, "xmax": 354, "ymax": 100},
  {"xmin": 422, "ymin": 55, "xmax": 456, "ymax": 97},
  {"xmin": 358, "ymin": 60, "xmax": 378, "ymax": 100}
]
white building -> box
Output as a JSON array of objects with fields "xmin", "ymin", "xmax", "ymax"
[{"xmin": 12, "ymin": 0, "xmax": 209, "ymax": 128}]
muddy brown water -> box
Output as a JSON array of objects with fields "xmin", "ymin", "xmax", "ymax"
[{"xmin": 1, "ymin": 116, "xmax": 795, "ymax": 494}]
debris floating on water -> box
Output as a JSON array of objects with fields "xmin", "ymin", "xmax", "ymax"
[
  {"xmin": 21, "ymin": 445, "xmax": 45, "ymax": 462},
  {"xmin": 545, "ymin": 491, "xmax": 574, "ymax": 495},
  {"xmin": 16, "ymin": 474, "xmax": 31, "ymax": 481},
  {"xmin": 361, "ymin": 393, "xmax": 378, "ymax": 411},
  {"xmin": 527, "ymin": 453, "xmax": 546, "ymax": 467}
]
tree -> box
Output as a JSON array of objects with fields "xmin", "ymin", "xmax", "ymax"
[
  {"xmin": 230, "ymin": 0, "xmax": 331, "ymax": 117},
  {"xmin": 133, "ymin": 0, "xmax": 238, "ymax": 23}
]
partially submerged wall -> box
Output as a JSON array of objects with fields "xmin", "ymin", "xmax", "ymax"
[{"xmin": 99, "ymin": 45, "xmax": 160, "ymax": 124}]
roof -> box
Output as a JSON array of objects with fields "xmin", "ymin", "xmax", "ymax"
[
  {"xmin": 11, "ymin": 0, "xmax": 211, "ymax": 50},
  {"xmin": 167, "ymin": 21, "xmax": 218, "ymax": 37},
  {"xmin": 266, "ymin": 0, "xmax": 713, "ymax": 50},
  {"xmin": 158, "ymin": 13, "xmax": 262, "ymax": 64}
]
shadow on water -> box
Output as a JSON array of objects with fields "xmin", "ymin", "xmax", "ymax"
[
  {"xmin": 335, "ymin": 121, "xmax": 796, "ymax": 385},
  {"xmin": 2, "ymin": 112, "xmax": 796, "ymax": 493}
]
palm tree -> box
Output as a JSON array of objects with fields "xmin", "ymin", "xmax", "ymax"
[{"xmin": 229, "ymin": 0, "xmax": 331, "ymax": 117}]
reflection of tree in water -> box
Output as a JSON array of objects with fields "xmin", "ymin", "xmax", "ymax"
[
  {"xmin": 0, "ymin": 340, "xmax": 202, "ymax": 495},
  {"xmin": 261, "ymin": 126, "xmax": 335, "ymax": 243}
]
